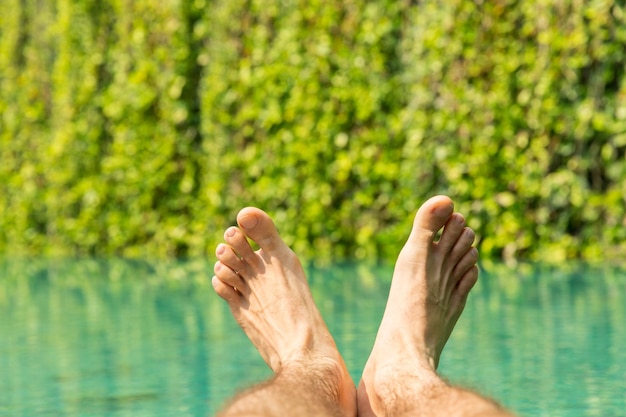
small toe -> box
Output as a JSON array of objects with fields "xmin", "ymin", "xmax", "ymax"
[
  {"xmin": 437, "ymin": 213, "xmax": 466, "ymax": 253},
  {"xmin": 214, "ymin": 261, "xmax": 247, "ymax": 293},
  {"xmin": 212, "ymin": 276, "xmax": 241, "ymax": 303},
  {"xmin": 224, "ymin": 227, "xmax": 260, "ymax": 268},
  {"xmin": 452, "ymin": 247, "xmax": 479, "ymax": 280},
  {"xmin": 216, "ymin": 243, "xmax": 248, "ymax": 275},
  {"xmin": 448, "ymin": 227, "xmax": 476, "ymax": 263},
  {"xmin": 448, "ymin": 267, "xmax": 478, "ymax": 315},
  {"xmin": 454, "ymin": 265, "xmax": 479, "ymax": 301}
]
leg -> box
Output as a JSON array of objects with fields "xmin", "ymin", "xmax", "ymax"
[
  {"xmin": 358, "ymin": 196, "xmax": 515, "ymax": 417},
  {"xmin": 212, "ymin": 208, "xmax": 356, "ymax": 417}
]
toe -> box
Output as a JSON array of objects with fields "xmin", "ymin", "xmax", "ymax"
[
  {"xmin": 408, "ymin": 195, "xmax": 455, "ymax": 244},
  {"xmin": 214, "ymin": 261, "xmax": 247, "ymax": 294},
  {"xmin": 216, "ymin": 243, "xmax": 248, "ymax": 276},
  {"xmin": 224, "ymin": 226, "xmax": 260, "ymax": 269},
  {"xmin": 237, "ymin": 207, "xmax": 291, "ymax": 257},
  {"xmin": 436, "ymin": 213, "xmax": 466, "ymax": 253},
  {"xmin": 451, "ymin": 265, "xmax": 479, "ymax": 307},
  {"xmin": 212, "ymin": 276, "xmax": 241, "ymax": 303},
  {"xmin": 448, "ymin": 227, "xmax": 476, "ymax": 264},
  {"xmin": 452, "ymin": 247, "xmax": 479, "ymax": 280}
]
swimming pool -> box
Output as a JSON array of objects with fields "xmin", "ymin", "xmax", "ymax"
[{"xmin": 1, "ymin": 259, "xmax": 624, "ymax": 416}]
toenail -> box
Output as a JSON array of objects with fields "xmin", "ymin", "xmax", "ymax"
[
  {"xmin": 216, "ymin": 244, "xmax": 226, "ymax": 255},
  {"xmin": 239, "ymin": 215, "xmax": 258, "ymax": 229},
  {"xmin": 226, "ymin": 227, "xmax": 236, "ymax": 238}
]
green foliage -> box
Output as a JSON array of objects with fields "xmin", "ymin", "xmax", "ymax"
[{"xmin": 1, "ymin": 0, "xmax": 625, "ymax": 262}]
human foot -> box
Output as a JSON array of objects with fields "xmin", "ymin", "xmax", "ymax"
[
  {"xmin": 212, "ymin": 207, "xmax": 356, "ymax": 416},
  {"xmin": 358, "ymin": 196, "xmax": 479, "ymax": 417}
]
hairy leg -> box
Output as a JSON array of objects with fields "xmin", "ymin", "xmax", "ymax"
[
  {"xmin": 212, "ymin": 208, "xmax": 356, "ymax": 417},
  {"xmin": 358, "ymin": 196, "xmax": 514, "ymax": 417}
]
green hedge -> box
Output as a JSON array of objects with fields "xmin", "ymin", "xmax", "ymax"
[{"xmin": 1, "ymin": 0, "xmax": 625, "ymax": 262}]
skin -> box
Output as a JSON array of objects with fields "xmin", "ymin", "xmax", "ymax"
[
  {"xmin": 212, "ymin": 196, "xmax": 514, "ymax": 417},
  {"xmin": 212, "ymin": 207, "xmax": 356, "ymax": 417},
  {"xmin": 357, "ymin": 196, "xmax": 513, "ymax": 417}
]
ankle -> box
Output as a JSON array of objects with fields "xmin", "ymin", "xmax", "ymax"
[
  {"xmin": 360, "ymin": 361, "xmax": 444, "ymax": 416},
  {"xmin": 281, "ymin": 355, "xmax": 348, "ymax": 393},
  {"xmin": 279, "ymin": 357, "xmax": 356, "ymax": 417}
]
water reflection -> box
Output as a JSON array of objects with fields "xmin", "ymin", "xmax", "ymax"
[{"xmin": 0, "ymin": 259, "xmax": 624, "ymax": 416}]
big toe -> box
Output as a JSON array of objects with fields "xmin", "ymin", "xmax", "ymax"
[
  {"xmin": 237, "ymin": 207, "xmax": 291, "ymax": 256},
  {"xmin": 408, "ymin": 195, "xmax": 455, "ymax": 244}
]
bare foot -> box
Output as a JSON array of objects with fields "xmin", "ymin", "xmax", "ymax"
[
  {"xmin": 358, "ymin": 196, "xmax": 479, "ymax": 417},
  {"xmin": 212, "ymin": 207, "xmax": 356, "ymax": 417}
]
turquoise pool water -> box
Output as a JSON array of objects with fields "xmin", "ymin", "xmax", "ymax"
[{"xmin": 1, "ymin": 259, "xmax": 625, "ymax": 416}]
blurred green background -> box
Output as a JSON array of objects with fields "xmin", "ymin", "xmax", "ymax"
[{"xmin": 1, "ymin": 0, "xmax": 625, "ymax": 263}]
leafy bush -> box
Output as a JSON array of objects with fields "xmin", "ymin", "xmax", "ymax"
[{"xmin": 1, "ymin": 0, "xmax": 625, "ymax": 262}]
